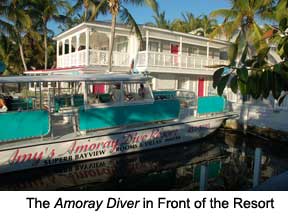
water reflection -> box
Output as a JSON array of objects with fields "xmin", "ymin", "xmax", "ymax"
[{"xmin": 0, "ymin": 130, "xmax": 287, "ymax": 191}]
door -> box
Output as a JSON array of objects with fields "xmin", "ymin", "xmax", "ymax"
[
  {"xmin": 198, "ymin": 78, "xmax": 204, "ymax": 97},
  {"xmin": 170, "ymin": 44, "xmax": 179, "ymax": 66}
]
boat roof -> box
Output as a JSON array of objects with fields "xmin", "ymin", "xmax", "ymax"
[{"xmin": 0, "ymin": 73, "xmax": 149, "ymax": 83}]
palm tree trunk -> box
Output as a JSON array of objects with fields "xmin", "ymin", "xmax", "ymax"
[
  {"xmin": 108, "ymin": 14, "xmax": 117, "ymax": 72},
  {"xmin": 44, "ymin": 27, "xmax": 48, "ymax": 70},
  {"xmin": 19, "ymin": 43, "xmax": 27, "ymax": 72}
]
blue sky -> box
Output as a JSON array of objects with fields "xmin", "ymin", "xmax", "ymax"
[{"xmin": 49, "ymin": 0, "xmax": 231, "ymax": 34}]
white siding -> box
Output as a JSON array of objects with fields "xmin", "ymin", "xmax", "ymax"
[{"xmin": 156, "ymin": 74, "xmax": 176, "ymax": 90}]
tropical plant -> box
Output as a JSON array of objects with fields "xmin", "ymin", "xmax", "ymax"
[
  {"xmin": 198, "ymin": 15, "xmax": 217, "ymax": 36},
  {"xmin": 71, "ymin": 0, "xmax": 108, "ymax": 21},
  {"xmin": 0, "ymin": 0, "xmax": 32, "ymax": 71},
  {"xmin": 212, "ymin": 15, "xmax": 288, "ymax": 105},
  {"xmin": 181, "ymin": 12, "xmax": 201, "ymax": 33},
  {"xmin": 210, "ymin": 0, "xmax": 273, "ymax": 97},
  {"xmin": 0, "ymin": 34, "xmax": 24, "ymax": 75},
  {"xmin": 28, "ymin": 0, "xmax": 70, "ymax": 70},
  {"xmin": 170, "ymin": 19, "xmax": 186, "ymax": 32},
  {"xmin": 152, "ymin": 11, "xmax": 170, "ymax": 30}
]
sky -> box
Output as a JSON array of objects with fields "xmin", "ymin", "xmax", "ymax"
[{"xmin": 49, "ymin": 0, "xmax": 232, "ymax": 35}]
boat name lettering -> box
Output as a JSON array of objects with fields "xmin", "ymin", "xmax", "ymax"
[
  {"xmin": 188, "ymin": 124, "xmax": 210, "ymax": 133},
  {"xmin": 68, "ymin": 139, "xmax": 120, "ymax": 154},
  {"xmin": 8, "ymin": 148, "xmax": 56, "ymax": 165}
]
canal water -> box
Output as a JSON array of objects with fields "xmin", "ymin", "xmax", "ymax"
[{"xmin": 0, "ymin": 129, "xmax": 287, "ymax": 191}]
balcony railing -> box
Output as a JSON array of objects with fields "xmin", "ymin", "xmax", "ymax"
[
  {"xmin": 89, "ymin": 50, "xmax": 130, "ymax": 66},
  {"xmin": 57, "ymin": 49, "xmax": 129, "ymax": 68},
  {"xmin": 136, "ymin": 51, "xmax": 228, "ymax": 70}
]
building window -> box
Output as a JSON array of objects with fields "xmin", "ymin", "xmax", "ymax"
[
  {"xmin": 64, "ymin": 39, "xmax": 69, "ymax": 54},
  {"xmin": 149, "ymin": 41, "xmax": 159, "ymax": 52},
  {"xmin": 58, "ymin": 41, "xmax": 63, "ymax": 56},
  {"xmin": 71, "ymin": 36, "xmax": 76, "ymax": 53},
  {"xmin": 78, "ymin": 32, "xmax": 86, "ymax": 51},
  {"xmin": 116, "ymin": 41, "xmax": 128, "ymax": 52},
  {"xmin": 220, "ymin": 51, "xmax": 228, "ymax": 60}
]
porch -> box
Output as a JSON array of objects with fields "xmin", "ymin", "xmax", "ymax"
[
  {"xmin": 56, "ymin": 26, "xmax": 131, "ymax": 69},
  {"xmin": 136, "ymin": 51, "xmax": 228, "ymax": 70}
]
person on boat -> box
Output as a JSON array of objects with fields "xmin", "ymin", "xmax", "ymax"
[
  {"xmin": 110, "ymin": 83, "xmax": 123, "ymax": 102},
  {"xmin": 0, "ymin": 95, "xmax": 8, "ymax": 112},
  {"xmin": 138, "ymin": 83, "xmax": 148, "ymax": 99}
]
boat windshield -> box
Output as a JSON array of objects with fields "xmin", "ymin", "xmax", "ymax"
[{"xmin": 86, "ymin": 81, "xmax": 153, "ymax": 106}]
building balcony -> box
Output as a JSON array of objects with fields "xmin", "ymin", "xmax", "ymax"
[
  {"xmin": 136, "ymin": 51, "xmax": 228, "ymax": 73},
  {"xmin": 57, "ymin": 49, "xmax": 130, "ymax": 68}
]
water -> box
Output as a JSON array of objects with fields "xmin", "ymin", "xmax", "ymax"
[{"xmin": 0, "ymin": 129, "xmax": 287, "ymax": 191}]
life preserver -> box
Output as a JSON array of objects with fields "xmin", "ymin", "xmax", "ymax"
[
  {"xmin": 0, "ymin": 98, "xmax": 7, "ymax": 112},
  {"xmin": 0, "ymin": 105, "xmax": 8, "ymax": 112}
]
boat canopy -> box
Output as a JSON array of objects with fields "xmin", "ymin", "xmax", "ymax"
[{"xmin": 0, "ymin": 73, "xmax": 149, "ymax": 83}]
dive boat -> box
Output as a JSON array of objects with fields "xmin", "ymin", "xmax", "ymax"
[{"xmin": 0, "ymin": 73, "xmax": 236, "ymax": 173}]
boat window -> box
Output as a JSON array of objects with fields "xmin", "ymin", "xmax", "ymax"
[
  {"xmin": 52, "ymin": 82, "xmax": 83, "ymax": 112},
  {"xmin": 0, "ymin": 83, "xmax": 37, "ymax": 112},
  {"xmin": 123, "ymin": 82, "xmax": 153, "ymax": 103},
  {"xmin": 86, "ymin": 82, "xmax": 115, "ymax": 105}
]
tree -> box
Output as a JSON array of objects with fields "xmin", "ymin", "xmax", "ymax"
[
  {"xmin": 211, "ymin": 1, "xmax": 288, "ymax": 105},
  {"xmin": 0, "ymin": 0, "xmax": 32, "ymax": 72},
  {"xmin": 29, "ymin": 0, "xmax": 70, "ymax": 70},
  {"xmin": 71, "ymin": 0, "xmax": 108, "ymax": 22},
  {"xmin": 91, "ymin": 0, "xmax": 158, "ymax": 72},
  {"xmin": 152, "ymin": 11, "xmax": 170, "ymax": 29},
  {"xmin": 170, "ymin": 19, "xmax": 186, "ymax": 32},
  {"xmin": 197, "ymin": 15, "xmax": 217, "ymax": 36},
  {"xmin": 181, "ymin": 12, "xmax": 201, "ymax": 33},
  {"xmin": 0, "ymin": 34, "xmax": 24, "ymax": 75}
]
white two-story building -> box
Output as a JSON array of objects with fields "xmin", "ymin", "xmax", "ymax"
[{"xmin": 26, "ymin": 21, "xmax": 231, "ymax": 98}]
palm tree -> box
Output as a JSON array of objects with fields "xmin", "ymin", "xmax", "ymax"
[
  {"xmin": 170, "ymin": 19, "xmax": 186, "ymax": 32},
  {"xmin": 0, "ymin": 0, "xmax": 32, "ymax": 72},
  {"xmin": 29, "ymin": 0, "xmax": 70, "ymax": 70},
  {"xmin": 198, "ymin": 15, "xmax": 217, "ymax": 36},
  {"xmin": 209, "ymin": 0, "xmax": 274, "ymax": 61},
  {"xmin": 71, "ymin": 0, "xmax": 108, "ymax": 21},
  {"xmin": 181, "ymin": 12, "xmax": 201, "ymax": 33},
  {"xmin": 0, "ymin": 34, "xmax": 23, "ymax": 75},
  {"xmin": 152, "ymin": 11, "xmax": 170, "ymax": 29},
  {"xmin": 90, "ymin": 0, "xmax": 158, "ymax": 72}
]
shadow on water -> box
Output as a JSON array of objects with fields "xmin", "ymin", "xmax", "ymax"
[{"xmin": 0, "ymin": 129, "xmax": 288, "ymax": 191}]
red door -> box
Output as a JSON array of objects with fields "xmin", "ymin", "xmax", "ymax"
[
  {"xmin": 198, "ymin": 78, "xmax": 204, "ymax": 97},
  {"xmin": 93, "ymin": 83, "xmax": 105, "ymax": 94},
  {"xmin": 170, "ymin": 44, "xmax": 179, "ymax": 65}
]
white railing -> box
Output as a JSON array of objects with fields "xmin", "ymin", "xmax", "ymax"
[
  {"xmin": 78, "ymin": 50, "xmax": 86, "ymax": 66},
  {"xmin": 89, "ymin": 50, "xmax": 129, "ymax": 66},
  {"xmin": 136, "ymin": 51, "xmax": 228, "ymax": 70},
  {"xmin": 57, "ymin": 49, "xmax": 129, "ymax": 68}
]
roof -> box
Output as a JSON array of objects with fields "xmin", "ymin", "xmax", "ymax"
[
  {"xmin": 53, "ymin": 21, "xmax": 230, "ymax": 46},
  {"xmin": 0, "ymin": 73, "xmax": 149, "ymax": 83}
]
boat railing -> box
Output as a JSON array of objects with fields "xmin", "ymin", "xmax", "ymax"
[
  {"xmin": 77, "ymin": 99, "xmax": 180, "ymax": 132},
  {"xmin": 153, "ymin": 90, "xmax": 229, "ymax": 119}
]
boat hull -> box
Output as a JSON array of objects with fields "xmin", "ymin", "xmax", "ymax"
[{"xmin": 0, "ymin": 116, "xmax": 225, "ymax": 174}]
